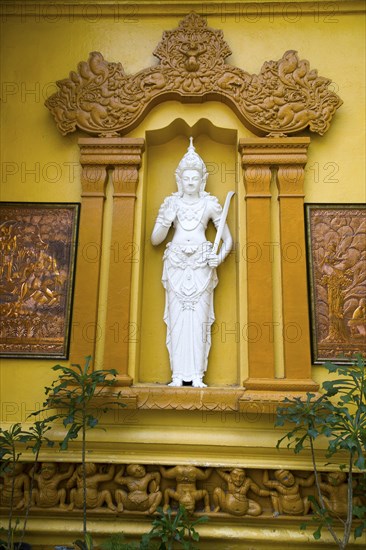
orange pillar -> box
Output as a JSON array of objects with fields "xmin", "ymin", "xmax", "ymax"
[
  {"xmin": 70, "ymin": 142, "xmax": 108, "ymax": 363},
  {"xmin": 103, "ymin": 139, "xmax": 145, "ymax": 385},
  {"xmin": 239, "ymin": 138, "xmax": 318, "ymax": 394},
  {"xmin": 237, "ymin": 153, "xmax": 275, "ymax": 386},
  {"xmin": 276, "ymin": 162, "xmax": 314, "ymax": 383}
]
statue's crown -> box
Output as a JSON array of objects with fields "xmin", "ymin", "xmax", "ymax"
[{"xmin": 176, "ymin": 137, "xmax": 207, "ymax": 177}]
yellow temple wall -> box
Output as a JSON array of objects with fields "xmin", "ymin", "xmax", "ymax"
[{"xmin": 0, "ymin": 1, "xmax": 365, "ymax": 547}]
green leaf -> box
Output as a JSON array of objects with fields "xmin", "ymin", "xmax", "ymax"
[
  {"xmin": 87, "ymin": 416, "xmax": 99, "ymax": 428},
  {"xmin": 313, "ymin": 525, "xmax": 322, "ymax": 540},
  {"xmin": 85, "ymin": 532, "xmax": 94, "ymax": 550},
  {"xmin": 353, "ymin": 505, "xmax": 366, "ymax": 519},
  {"xmin": 63, "ymin": 414, "xmax": 75, "ymax": 427},
  {"xmin": 355, "ymin": 454, "xmax": 365, "ymax": 470},
  {"xmin": 354, "ymin": 523, "xmax": 365, "ymax": 539},
  {"xmin": 308, "ymin": 428, "xmax": 319, "ymax": 439}
]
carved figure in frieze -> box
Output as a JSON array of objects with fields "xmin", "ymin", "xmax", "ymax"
[
  {"xmin": 160, "ymin": 465, "xmax": 212, "ymax": 513},
  {"xmin": 213, "ymin": 468, "xmax": 270, "ymax": 516},
  {"xmin": 30, "ymin": 462, "xmax": 73, "ymax": 509},
  {"xmin": 151, "ymin": 138, "xmax": 233, "ymax": 387},
  {"xmin": 263, "ymin": 469, "xmax": 315, "ymax": 516},
  {"xmin": 319, "ymin": 471, "xmax": 364, "ymax": 517},
  {"xmin": 67, "ymin": 463, "xmax": 116, "ymax": 511},
  {"xmin": 0, "ymin": 463, "xmax": 29, "ymax": 510},
  {"xmin": 114, "ymin": 464, "xmax": 162, "ymax": 514}
]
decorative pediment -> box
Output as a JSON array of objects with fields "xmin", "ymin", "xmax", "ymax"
[{"xmin": 45, "ymin": 12, "xmax": 342, "ymax": 137}]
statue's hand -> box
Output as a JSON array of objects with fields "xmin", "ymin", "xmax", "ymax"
[
  {"xmin": 163, "ymin": 206, "xmax": 177, "ymax": 225},
  {"xmin": 207, "ymin": 253, "xmax": 220, "ymax": 268}
]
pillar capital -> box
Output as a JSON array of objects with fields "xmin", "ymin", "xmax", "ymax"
[
  {"xmin": 241, "ymin": 165, "xmax": 272, "ymax": 198},
  {"xmin": 78, "ymin": 137, "xmax": 145, "ymax": 165},
  {"xmin": 238, "ymin": 137, "xmax": 310, "ymax": 166}
]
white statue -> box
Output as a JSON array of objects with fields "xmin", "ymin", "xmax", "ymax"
[{"xmin": 151, "ymin": 138, "xmax": 233, "ymax": 387}]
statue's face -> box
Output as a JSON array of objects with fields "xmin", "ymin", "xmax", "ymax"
[
  {"xmin": 231, "ymin": 469, "xmax": 245, "ymax": 486},
  {"xmin": 327, "ymin": 472, "xmax": 346, "ymax": 486},
  {"xmin": 181, "ymin": 169, "xmax": 202, "ymax": 196},
  {"xmin": 77, "ymin": 463, "xmax": 96, "ymax": 477},
  {"xmin": 8, "ymin": 463, "xmax": 23, "ymax": 476},
  {"xmin": 277, "ymin": 470, "xmax": 294, "ymax": 487},
  {"xmin": 132, "ymin": 464, "xmax": 146, "ymax": 478},
  {"xmin": 41, "ymin": 463, "xmax": 56, "ymax": 479}
]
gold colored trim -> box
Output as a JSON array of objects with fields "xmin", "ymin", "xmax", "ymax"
[{"xmin": 2, "ymin": 1, "xmax": 364, "ymax": 17}]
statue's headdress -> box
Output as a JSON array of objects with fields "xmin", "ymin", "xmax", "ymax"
[{"xmin": 175, "ymin": 137, "xmax": 208, "ymax": 195}]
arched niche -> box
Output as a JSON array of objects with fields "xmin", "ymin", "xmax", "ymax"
[{"xmin": 138, "ymin": 118, "xmax": 240, "ymax": 386}]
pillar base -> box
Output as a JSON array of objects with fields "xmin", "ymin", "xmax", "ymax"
[
  {"xmin": 239, "ymin": 381, "xmax": 320, "ymax": 415},
  {"xmin": 243, "ymin": 377, "xmax": 319, "ymax": 392},
  {"xmin": 115, "ymin": 374, "xmax": 134, "ymax": 387}
]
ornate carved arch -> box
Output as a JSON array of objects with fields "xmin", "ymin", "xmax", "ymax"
[{"xmin": 45, "ymin": 12, "xmax": 342, "ymax": 137}]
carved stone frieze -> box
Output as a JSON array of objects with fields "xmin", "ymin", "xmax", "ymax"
[
  {"xmin": 1, "ymin": 462, "xmax": 363, "ymax": 520},
  {"xmin": 45, "ymin": 13, "xmax": 342, "ymax": 137}
]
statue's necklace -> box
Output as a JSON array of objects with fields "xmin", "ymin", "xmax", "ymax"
[{"xmin": 177, "ymin": 198, "xmax": 206, "ymax": 231}]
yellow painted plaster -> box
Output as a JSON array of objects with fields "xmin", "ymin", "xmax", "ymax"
[{"xmin": 0, "ymin": 1, "xmax": 365, "ymax": 544}]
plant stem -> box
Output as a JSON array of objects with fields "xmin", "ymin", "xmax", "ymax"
[
  {"xmin": 342, "ymin": 454, "xmax": 354, "ymax": 548},
  {"xmin": 19, "ymin": 447, "xmax": 40, "ymax": 547},
  {"xmin": 82, "ymin": 382, "xmax": 87, "ymax": 539},
  {"xmin": 310, "ymin": 437, "xmax": 342, "ymax": 549},
  {"xmin": 7, "ymin": 448, "xmax": 16, "ymax": 550}
]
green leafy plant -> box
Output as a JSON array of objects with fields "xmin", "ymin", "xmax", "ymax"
[
  {"xmin": 73, "ymin": 533, "xmax": 94, "ymax": 550},
  {"xmin": 0, "ymin": 420, "xmax": 53, "ymax": 550},
  {"xmin": 140, "ymin": 505, "xmax": 208, "ymax": 550},
  {"xmin": 32, "ymin": 356, "xmax": 125, "ymax": 546},
  {"xmin": 0, "ymin": 424, "xmax": 26, "ymax": 550},
  {"xmin": 100, "ymin": 533, "xmax": 144, "ymax": 550},
  {"xmin": 100, "ymin": 506, "xmax": 208, "ymax": 550},
  {"xmin": 276, "ymin": 355, "xmax": 366, "ymax": 549}
]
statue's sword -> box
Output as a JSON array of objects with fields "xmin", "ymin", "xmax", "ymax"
[{"xmin": 212, "ymin": 191, "xmax": 235, "ymax": 255}]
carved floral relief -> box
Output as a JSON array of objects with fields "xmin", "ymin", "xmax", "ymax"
[
  {"xmin": 306, "ymin": 205, "xmax": 366, "ymax": 363},
  {"xmin": 45, "ymin": 13, "xmax": 342, "ymax": 137}
]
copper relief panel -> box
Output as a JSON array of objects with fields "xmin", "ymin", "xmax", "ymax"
[
  {"xmin": 0, "ymin": 203, "xmax": 79, "ymax": 358},
  {"xmin": 306, "ymin": 204, "xmax": 366, "ymax": 363}
]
